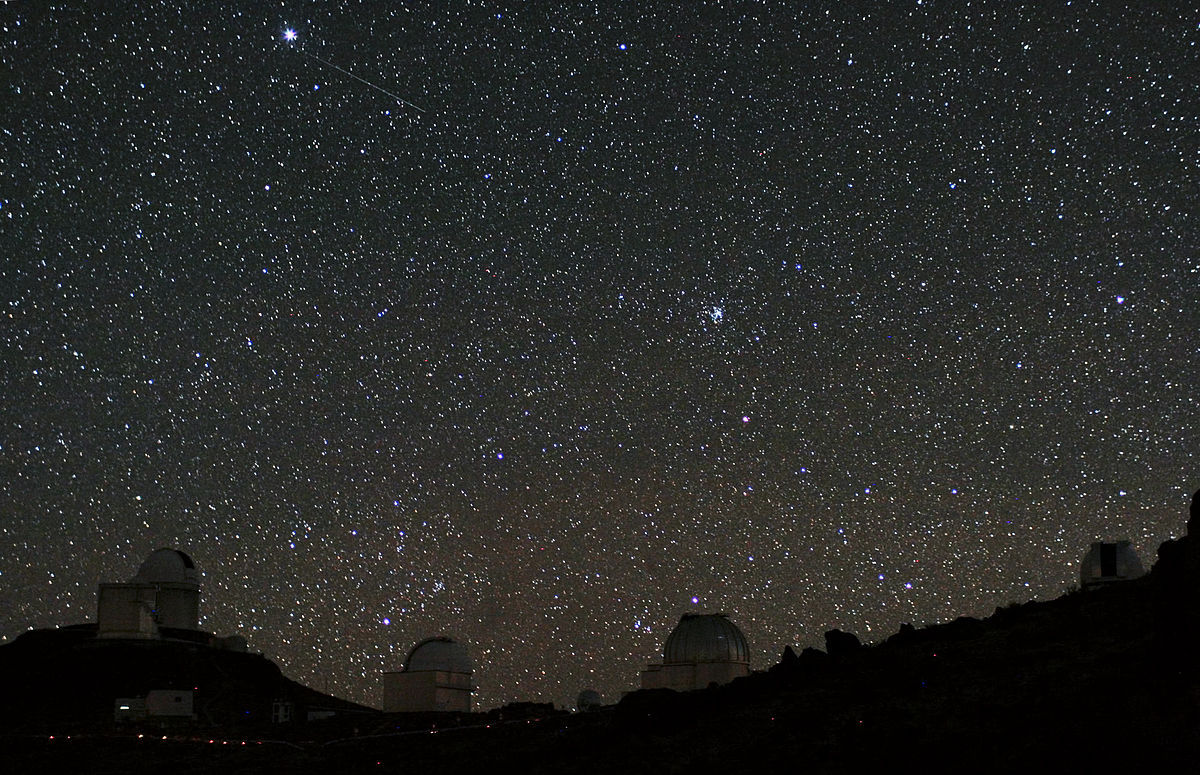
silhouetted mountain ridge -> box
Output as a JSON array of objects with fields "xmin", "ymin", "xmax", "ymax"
[
  {"xmin": 6, "ymin": 504, "xmax": 1200, "ymax": 772},
  {"xmin": 0, "ymin": 624, "xmax": 371, "ymax": 734}
]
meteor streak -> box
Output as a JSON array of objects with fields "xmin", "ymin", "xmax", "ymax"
[{"xmin": 282, "ymin": 28, "xmax": 424, "ymax": 113}]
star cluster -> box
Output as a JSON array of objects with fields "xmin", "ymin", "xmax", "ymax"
[{"xmin": 1, "ymin": 1, "xmax": 1195, "ymax": 709}]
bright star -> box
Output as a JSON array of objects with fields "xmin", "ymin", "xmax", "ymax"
[{"xmin": 283, "ymin": 28, "xmax": 298, "ymax": 42}]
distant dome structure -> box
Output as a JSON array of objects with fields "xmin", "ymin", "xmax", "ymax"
[
  {"xmin": 135, "ymin": 548, "xmax": 200, "ymax": 586},
  {"xmin": 1080, "ymin": 541, "xmax": 1145, "ymax": 588},
  {"xmin": 383, "ymin": 636, "xmax": 474, "ymax": 713},
  {"xmin": 663, "ymin": 613, "xmax": 750, "ymax": 664},
  {"xmin": 577, "ymin": 689, "xmax": 603, "ymax": 712},
  {"xmin": 404, "ymin": 637, "xmax": 473, "ymax": 674},
  {"xmin": 641, "ymin": 613, "xmax": 751, "ymax": 692},
  {"xmin": 97, "ymin": 547, "xmax": 201, "ymax": 638}
]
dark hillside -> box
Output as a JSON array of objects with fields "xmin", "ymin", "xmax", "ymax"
[{"xmin": 5, "ymin": 513, "xmax": 1200, "ymax": 772}]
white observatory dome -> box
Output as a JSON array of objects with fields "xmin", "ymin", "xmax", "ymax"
[
  {"xmin": 134, "ymin": 548, "xmax": 199, "ymax": 586},
  {"xmin": 663, "ymin": 613, "xmax": 750, "ymax": 665},
  {"xmin": 404, "ymin": 637, "xmax": 472, "ymax": 673}
]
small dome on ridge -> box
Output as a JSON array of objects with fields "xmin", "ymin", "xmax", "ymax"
[
  {"xmin": 404, "ymin": 637, "xmax": 472, "ymax": 673},
  {"xmin": 663, "ymin": 614, "xmax": 749, "ymax": 665},
  {"xmin": 134, "ymin": 548, "xmax": 199, "ymax": 585}
]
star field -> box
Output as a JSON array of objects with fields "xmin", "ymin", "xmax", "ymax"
[{"xmin": 1, "ymin": 1, "xmax": 1196, "ymax": 710}]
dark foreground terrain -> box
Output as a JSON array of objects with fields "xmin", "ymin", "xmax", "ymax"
[{"xmin": 6, "ymin": 532, "xmax": 1200, "ymax": 773}]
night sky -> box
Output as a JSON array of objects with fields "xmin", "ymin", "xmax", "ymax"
[{"xmin": 2, "ymin": 1, "xmax": 1196, "ymax": 710}]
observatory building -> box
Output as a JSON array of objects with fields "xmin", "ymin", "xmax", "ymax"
[
  {"xmin": 641, "ymin": 613, "xmax": 750, "ymax": 691},
  {"xmin": 1080, "ymin": 541, "xmax": 1145, "ymax": 589},
  {"xmin": 382, "ymin": 637, "xmax": 474, "ymax": 713},
  {"xmin": 97, "ymin": 548, "xmax": 201, "ymax": 638}
]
